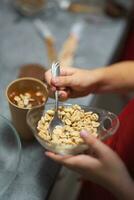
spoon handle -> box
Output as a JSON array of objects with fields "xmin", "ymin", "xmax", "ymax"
[
  {"xmin": 55, "ymin": 90, "xmax": 58, "ymax": 112},
  {"xmin": 51, "ymin": 62, "xmax": 60, "ymax": 112}
]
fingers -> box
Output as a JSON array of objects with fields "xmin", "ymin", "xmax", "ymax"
[
  {"xmin": 45, "ymin": 151, "xmax": 72, "ymax": 162},
  {"xmin": 45, "ymin": 152, "xmax": 83, "ymax": 169},
  {"xmin": 45, "ymin": 151, "xmax": 98, "ymax": 174},
  {"xmin": 60, "ymin": 67, "xmax": 74, "ymax": 76},
  {"xmin": 44, "ymin": 67, "xmax": 76, "ymax": 101},
  {"xmin": 80, "ymin": 130, "xmax": 109, "ymax": 158},
  {"xmin": 51, "ymin": 76, "xmax": 73, "ymax": 88},
  {"xmin": 44, "ymin": 67, "xmax": 74, "ymax": 85},
  {"xmin": 45, "ymin": 151, "xmax": 88, "ymax": 167},
  {"xmin": 59, "ymin": 91, "xmax": 69, "ymax": 100}
]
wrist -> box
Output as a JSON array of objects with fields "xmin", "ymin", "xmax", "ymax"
[
  {"xmin": 90, "ymin": 67, "xmax": 109, "ymax": 93},
  {"xmin": 110, "ymin": 174, "xmax": 134, "ymax": 200}
]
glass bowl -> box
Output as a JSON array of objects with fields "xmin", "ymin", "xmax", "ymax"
[
  {"xmin": 0, "ymin": 115, "xmax": 21, "ymax": 196},
  {"xmin": 27, "ymin": 103, "xmax": 119, "ymax": 155}
]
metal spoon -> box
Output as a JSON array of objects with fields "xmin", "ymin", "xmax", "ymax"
[{"xmin": 49, "ymin": 62, "xmax": 64, "ymax": 135}]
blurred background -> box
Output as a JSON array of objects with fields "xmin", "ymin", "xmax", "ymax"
[{"xmin": 0, "ymin": 0, "xmax": 134, "ymax": 199}]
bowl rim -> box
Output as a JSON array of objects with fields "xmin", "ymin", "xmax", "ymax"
[{"xmin": 0, "ymin": 114, "xmax": 21, "ymax": 196}]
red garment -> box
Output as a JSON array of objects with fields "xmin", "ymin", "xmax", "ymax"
[{"xmin": 78, "ymin": 98, "xmax": 134, "ymax": 200}]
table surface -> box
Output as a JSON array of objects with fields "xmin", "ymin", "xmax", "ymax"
[{"xmin": 0, "ymin": 0, "xmax": 132, "ymax": 199}]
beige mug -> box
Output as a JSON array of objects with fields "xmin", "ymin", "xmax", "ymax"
[{"xmin": 6, "ymin": 77, "xmax": 48, "ymax": 141}]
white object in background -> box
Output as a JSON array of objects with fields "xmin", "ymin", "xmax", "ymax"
[
  {"xmin": 70, "ymin": 21, "xmax": 84, "ymax": 40},
  {"xmin": 59, "ymin": 21, "xmax": 85, "ymax": 67},
  {"xmin": 58, "ymin": 0, "xmax": 101, "ymax": 13},
  {"xmin": 34, "ymin": 19, "xmax": 57, "ymax": 65},
  {"xmin": 58, "ymin": 0, "xmax": 71, "ymax": 10},
  {"xmin": 34, "ymin": 18, "xmax": 53, "ymax": 38}
]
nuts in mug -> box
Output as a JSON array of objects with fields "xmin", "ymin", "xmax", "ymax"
[
  {"xmin": 9, "ymin": 91, "xmax": 45, "ymax": 109},
  {"xmin": 37, "ymin": 104, "xmax": 100, "ymax": 146}
]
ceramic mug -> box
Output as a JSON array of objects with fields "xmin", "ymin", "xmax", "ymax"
[{"xmin": 6, "ymin": 77, "xmax": 48, "ymax": 141}]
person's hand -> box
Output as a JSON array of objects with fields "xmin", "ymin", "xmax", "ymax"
[
  {"xmin": 45, "ymin": 61, "xmax": 134, "ymax": 100},
  {"xmin": 44, "ymin": 67, "xmax": 102, "ymax": 100},
  {"xmin": 45, "ymin": 131, "xmax": 134, "ymax": 199}
]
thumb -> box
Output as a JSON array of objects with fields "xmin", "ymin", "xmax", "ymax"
[
  {"xmin": 80, "ymin": 130, "xmax": 108, "ymax": 157},
  {"xmin": 51, "ymin": 76, "xmax": 72, "ymax": 87}
]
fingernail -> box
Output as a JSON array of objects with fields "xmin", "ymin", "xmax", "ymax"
[
  {"xmin": 80, "ymin": 130, "xmax": 88, "ymax": 137},
  {"xmin": 59, "ymin": 92, "xmax": 65, "ymax": 98}
]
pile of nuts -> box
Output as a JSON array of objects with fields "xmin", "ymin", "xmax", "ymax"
[
  {"xmin": 37, "ymin": 104, "xmax": 100, "ymax": 146},
  {"xmin": 12, "ymin": 91, "xmax": 45, "ymax": 109},
  {"xmin": 13, "ymin": 93, "xmax": 34, "ymax": 109}
]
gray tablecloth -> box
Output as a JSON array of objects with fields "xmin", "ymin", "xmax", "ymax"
[{"xmin": 0, "ymin": 0, "xmax": 132, "ymax": 199}]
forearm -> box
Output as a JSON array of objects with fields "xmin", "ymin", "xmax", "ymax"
[
  {"xmin": 111, "ymin": 177, "xmax": 134, "ymax": 200},
  {"xmin": 94, "ymin": 61, "xmax": 134, "ymax": 94}
]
